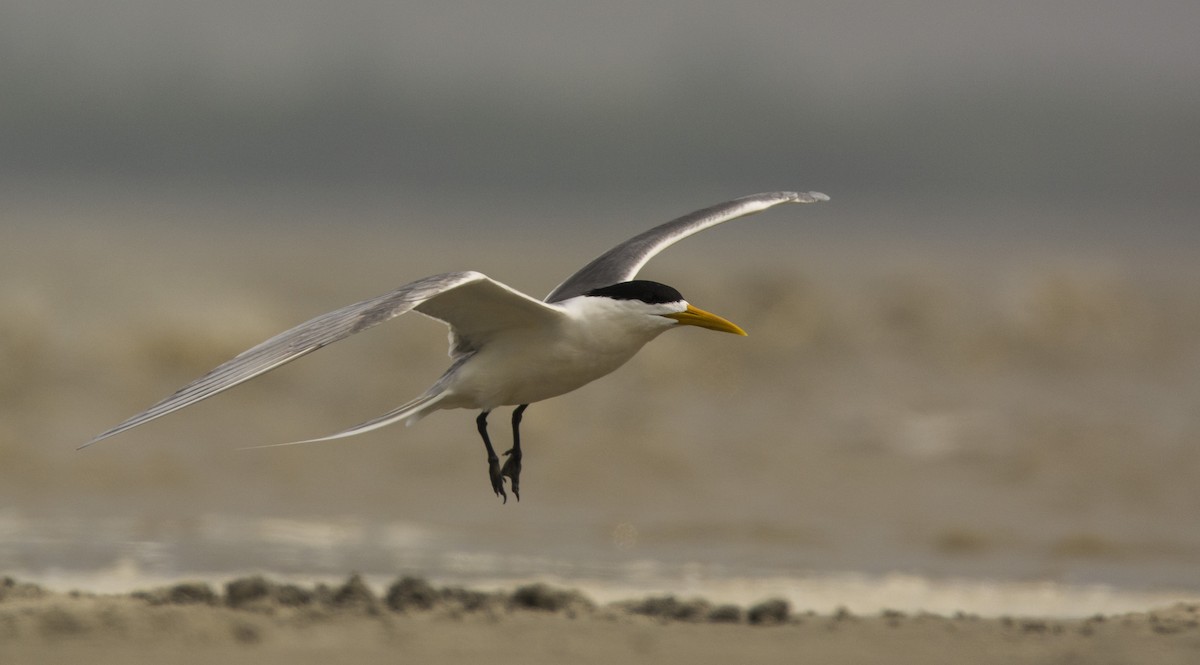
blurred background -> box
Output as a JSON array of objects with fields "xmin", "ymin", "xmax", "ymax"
[{"xmin": 2, "ymin": 1, "xmax": 1198, "ymax": 615}]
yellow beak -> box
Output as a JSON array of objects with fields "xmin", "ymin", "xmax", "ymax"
[{"xmin": 663, "ymin": 304, "xmax": 747, "ymax": 336}]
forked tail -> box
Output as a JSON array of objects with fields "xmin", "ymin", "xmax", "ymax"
[{"xmin": 240, "ymin": 390, "xmax": 450, "ymax": 450}]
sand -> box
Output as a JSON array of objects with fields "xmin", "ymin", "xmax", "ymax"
[{"xmin": 2, "ymin": 575, "xmax": 1198, "ymax": 665}]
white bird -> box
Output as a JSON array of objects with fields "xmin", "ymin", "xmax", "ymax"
[{"xmin": 83, "ymin": 190, "xmax": 829, "ymax": 501}]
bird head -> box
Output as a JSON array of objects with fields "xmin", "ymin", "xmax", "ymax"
[{"xmin": 582, "ymin": 281, "xmax": 746, "ymax": 336}]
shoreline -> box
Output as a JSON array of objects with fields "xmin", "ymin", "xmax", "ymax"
[
  {"xmin": 3, "ymin": 575, "xmax": 1199, "ymax": 664},
  {"xmin": 11, "ymin": 563, "xmax": 1200, "ymax": 619}
]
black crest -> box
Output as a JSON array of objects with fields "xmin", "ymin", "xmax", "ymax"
[{"xmin": 583, "ymin": 280, "xmax": 684, "ymax": 305}]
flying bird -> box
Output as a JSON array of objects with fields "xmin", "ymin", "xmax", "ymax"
[{"xmin": 83, "ymin": 190, "xmax": 829, "ymax": 501}]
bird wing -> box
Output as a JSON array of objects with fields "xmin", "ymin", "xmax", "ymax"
[
  {"xmin": 81, "ymin": 271, "xmax": 563, "ymax": 448},
  {"xmin": 414, "ymin": 274, "xmax": 567, "ymax": 357},
  {"xmin": 544, "ymin": 190, "xmax": 829, "ymax": 303}
]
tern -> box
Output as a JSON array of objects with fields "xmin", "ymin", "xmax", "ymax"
[{"xmin": 83, "ymin": 190, "xmax": 829, "ymax": 501}]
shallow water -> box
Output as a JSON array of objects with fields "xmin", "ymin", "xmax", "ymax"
[{"xmin": 3, "ymin": 199, "xmax": 1199, "ymax": 617}]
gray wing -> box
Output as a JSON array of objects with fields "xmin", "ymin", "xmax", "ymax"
[
  {"xmin": 81, "ymin": 271, "xmax": 562, "ymax": 448},
  {"xmin": 544, "ymin": 190, "xmax": 829, "ymax": 303}
]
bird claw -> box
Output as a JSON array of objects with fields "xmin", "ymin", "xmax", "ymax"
[
  {"xmin": 488, "ymin": 456, "xmax": 508, "ymax": 503},
  {"xmin": 501, "ymin": 448, "xmax": 522, "ymax": 502}
]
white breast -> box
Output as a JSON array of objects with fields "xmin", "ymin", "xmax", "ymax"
[{"xmin": 438, "ymin": 295, "xmax": 680, "ymax": 410}]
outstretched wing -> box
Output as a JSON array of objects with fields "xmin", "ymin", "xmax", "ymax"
[
  {"xmin": 82, "ymin": 271, "xmax": 563, "ymax": 448},
  {"xmin": 544, "ymin": 191, "xmax": 829, "ymax": 303}
]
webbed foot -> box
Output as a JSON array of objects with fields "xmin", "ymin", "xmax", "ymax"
[
  {"xmin": 500, "ymin": 447, "xmax": 522, "ymax": 502},
  {"xmin": 488, "ymin": 454, "xmax": 507, "ymax": 503}
]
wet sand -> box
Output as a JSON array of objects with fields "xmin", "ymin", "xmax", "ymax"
[{"xmin": 3, "ymin": 575, "xmax": 1199, "ymax": 665}]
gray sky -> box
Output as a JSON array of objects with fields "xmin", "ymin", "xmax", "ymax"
[{"xmin": 3, "ymin": 1, "xmax": 1198, "ymax": 229}]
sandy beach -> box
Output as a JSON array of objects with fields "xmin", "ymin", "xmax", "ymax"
[{"xmin": 2, "ymin": 575, "xmax": 1199, "ymax": 665}]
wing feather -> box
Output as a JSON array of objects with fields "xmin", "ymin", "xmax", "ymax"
[
  {"xmin": 544, "ymin": 191, "xmax": 828, "ymax": 302},
  {"xmin": 81, "ymin": 271, "xmax": 560, "ymax": 448},
  {"xmin": 415, "ymin": 275, "xmax": 565, "ymax": 357}
]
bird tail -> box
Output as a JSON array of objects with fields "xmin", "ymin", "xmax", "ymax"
[{"xmin": 239, "ymin": 390, "xmax": 450, "ymax": 450}]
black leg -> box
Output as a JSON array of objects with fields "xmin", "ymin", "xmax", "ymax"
[
  {"xmin": 501, "ymin": 404, "xmax": 529, "ymax": 501},
  {"xmin": 476, "ymin": 411, "xmax": 506, "ymax": 502}
]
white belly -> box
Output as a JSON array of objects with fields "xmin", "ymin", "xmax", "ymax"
[{"xmin": 437, "ymin": 310, "xmax": 671, "ymax": 411}]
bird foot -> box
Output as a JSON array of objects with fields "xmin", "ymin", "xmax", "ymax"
[
  {"xmin": 488, "ymin": 456, "xmax": 508, "ymax": 503},
  {"xmin": 500, "ymin": 448, "xmax": 522, "ymax": 502}
]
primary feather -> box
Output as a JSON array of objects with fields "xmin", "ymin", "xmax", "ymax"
[
  {"xmin": 81, "ymin": 271, "xmax": 560, "ymax": 447},
  {"xmin": 545, "ymin": 190, "xmax": 828, "ymax": 302}
]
